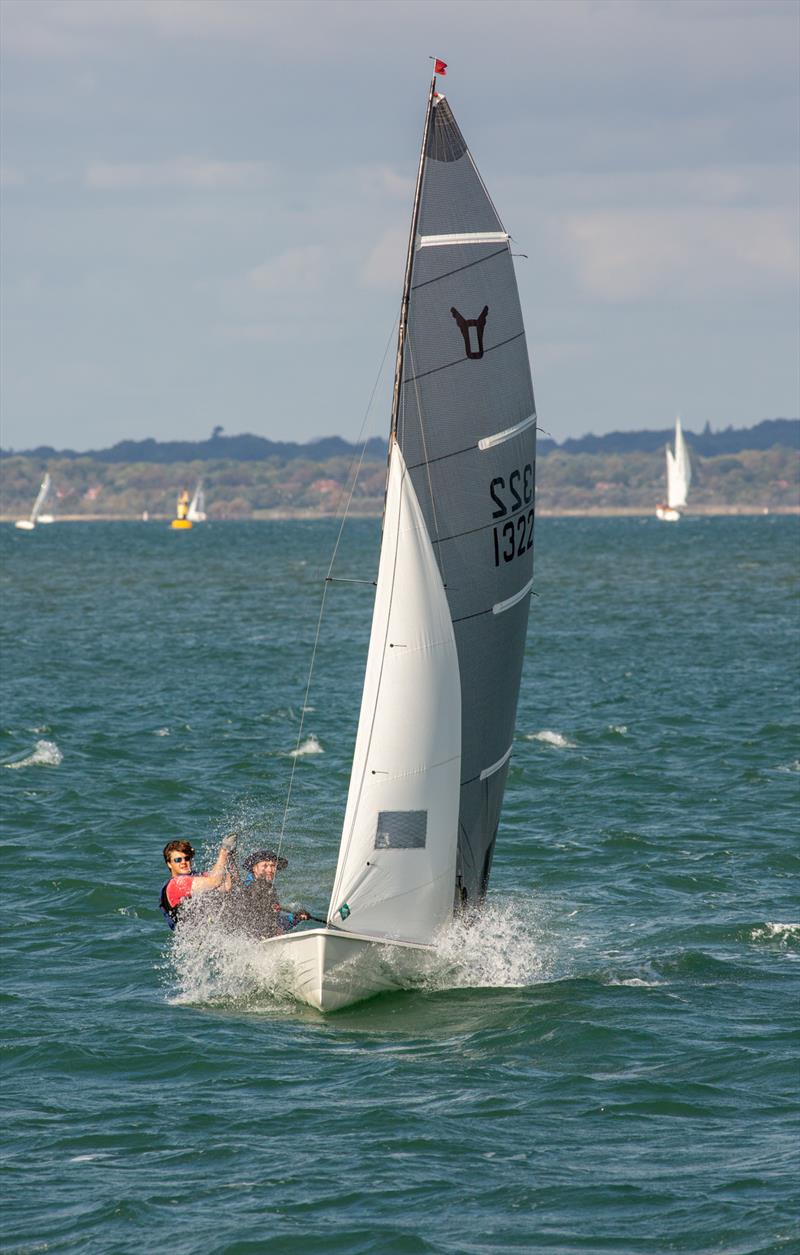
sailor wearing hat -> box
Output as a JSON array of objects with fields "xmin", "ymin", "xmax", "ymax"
[{"xmin": 240, "ymin": 849, "xmax": 310, "ymax": 936}]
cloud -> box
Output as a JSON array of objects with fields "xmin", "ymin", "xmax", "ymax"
[
  {"xmin": 0, "ymin": 0, "xmax": 385, "ymax": 60},
  {"xmin": 0, "ymin": 164, "xmax": 26, "ymax": 188},
  {"xmin": 4, "ymin": 0, "xmax": 796, "ymax": 95},
  {"xmin": 361, "ymin": 228, "xmax": 406, "ymax": 290},
  {"xmin": 247, "ymin": 246, "xmax": 328, "ymax": 293},
  {"xmin": 85, "ymin": 158, "xmax": 273, "ymax": 191},
  {"xmin": 555, "ymin": 207, "xmax": 799, "ymax": 302}
]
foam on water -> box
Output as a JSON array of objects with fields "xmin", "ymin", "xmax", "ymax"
[
  {"xmin": 422, "ymin": 899, "xmax": 553, "ymax": 991},
  {"xmin": 601, "ymin": 968, "xmax": 667, "ymax": 988},
  {"xmin": 4, "ymin": 739, "xmax": 63, "ymax": 769},
  {"xmin": 526, "ymin": 729, "xmax": 577, "ymax": 749},
  {"xmin": 165, "ymin": 912, "xmax": 301, "ymax": 1008},
  {"xmin": 165, "ymin": 897, "xmax": 552, "ymax": 1010},
  {"xmin": 750, "ymin": 922, "xmax": 800, "ymax": 946},
  {"xmin": 289, "ymin": 734, "xmax": 323, "ymax": 757}
]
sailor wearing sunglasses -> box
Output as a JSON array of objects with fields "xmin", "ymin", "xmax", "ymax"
[{"xmin": 159, "ymin": 833, "xmax": 237, "ymax": 929}]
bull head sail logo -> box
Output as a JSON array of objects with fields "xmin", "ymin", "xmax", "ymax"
[{"xmin": 451, "ymin": 305, "xmax": 489, "ymax": 360}]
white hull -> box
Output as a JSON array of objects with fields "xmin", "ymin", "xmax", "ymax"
[
  {"xmin": 14, "ymin": 520, "xmax": 35, "ymax": 530},
  {"xmin": 38, "ymin": 515, "xmax": 55, "ymax": 524},
  {"xmin": 656, "ymin": 506, "xmax": 681, "ymax": 522},
  {"xmin": 260, "ymin": 926, "xmax": 433, "ymax": 1012}
]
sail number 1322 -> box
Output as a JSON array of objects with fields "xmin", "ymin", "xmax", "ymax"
[{"xmin": 490, "ymin": 465, "xmax": 534, "ymax": 567}]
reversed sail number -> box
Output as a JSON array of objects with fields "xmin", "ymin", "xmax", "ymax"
[{"xmin": 490, "ymin": 465, "xmax": 534, "ymax": 567}]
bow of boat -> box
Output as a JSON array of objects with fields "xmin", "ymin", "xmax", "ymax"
[{"xmin": 261, "ymin": 927, "xmax": 434, "ymax": 1012}]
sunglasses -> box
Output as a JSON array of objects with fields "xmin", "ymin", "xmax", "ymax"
[{"xmin": 171, "ymin": 855, "xmax": 192, "ymax": 864}]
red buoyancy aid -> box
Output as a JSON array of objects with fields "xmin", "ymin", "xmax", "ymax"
[{"xmin": 159, "ymin": 873, "xmax": 194, "ymax": 929}]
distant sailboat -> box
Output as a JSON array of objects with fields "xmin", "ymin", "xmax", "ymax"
[
  {"xmin": 187, "ymin": 481, "xmax": 207, "ymax": 522},
  {"xmin": 256, "ymin": 67, "xmax": 537, "ymax": 1011},
  {"xmin": 170, "ymin": 489, "xmax": 192, "ymax": 530},
  {"xmin": 15, "ymin": 473, "xmax": 52, "ymax": 531},
  {"xmin": 656, "ymin": 417, "xmax": 691, "ymax": 522}
]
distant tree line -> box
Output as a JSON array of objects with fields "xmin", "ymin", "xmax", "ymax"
[
  {"xmin": 2, "ymin": 418, "xmax": 797, "ymax": 464},
  {"xmin": 1, "ymin": 441, "xmax": 797, "ymax": 518}
]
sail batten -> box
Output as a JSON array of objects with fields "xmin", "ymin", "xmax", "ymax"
[{"xmin": 419, "ymin": 231, "xmax": 509, "ymax": 248}]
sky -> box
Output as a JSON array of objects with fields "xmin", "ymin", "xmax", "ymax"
[{"xmin": 1, "ymin": 0, "xmax": 798, "ymax": 452}]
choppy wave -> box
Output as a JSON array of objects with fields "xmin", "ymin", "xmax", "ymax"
[
  {"xmin": 526, "ymin": 729, "xmax": 577, "ymax": 749},
  {"xmin": 601, "ymin": 970, "xmax": 666, "ymax": 988},
  {"xmin": 4, "ymin": 739, "xmax": 63, "ymax": 769},
  {"xmin": 750, "ymin": 922, "xmax": 800, "ymax": 946},
  {"xmin": 289, "ymin": 734, "xmax": 323, "ymax": 757}
]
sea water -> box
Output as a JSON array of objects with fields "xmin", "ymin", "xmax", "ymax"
[{"xmin": 1, "ymin": 516, "xmax": 797, "ymax": 1254}]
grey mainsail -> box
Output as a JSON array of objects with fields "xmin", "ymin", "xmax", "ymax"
[{"xmin": 393, "ymin": 90, "xmax": 537, "ymax": 907}]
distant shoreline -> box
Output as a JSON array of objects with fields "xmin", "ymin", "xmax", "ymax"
[{"xmin": 3, "ymin": 506, "xmax": 798, "ymax": 523}]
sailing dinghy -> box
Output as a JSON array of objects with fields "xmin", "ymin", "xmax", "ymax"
[
  {"xmin": 263, "ymin": 67, "xmax": 537, "ymax": 1011},
  {"xmin": 15, "ymin": 473, "xmax": 53, "ymax": 531},
  {"xmin": 187, "ymin": 480, "xmax": 207, "ymax": 522},
  {"xmin": 656, "ymin": 417, "xmax": 691, "ymax": 522}
]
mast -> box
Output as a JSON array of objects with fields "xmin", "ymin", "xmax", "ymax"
[{"xmin": 389, "ymin": 68, "xmax": 439, "ymax": 441}]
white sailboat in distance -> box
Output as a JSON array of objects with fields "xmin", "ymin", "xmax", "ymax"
[
  {"xmin": 187, "ymin": 480, "xmax": 207, "ymax": 522},
  {"xmin": 15, "ymin": 473, "xmax": 53, "ymax": 531},
  {"xmin": 260, "ymin": 64, "xmax": 538, "ymax": 1011},
  {"xmin": 656, "ymin": 417, "xmax": 692, "ymax": 522}
]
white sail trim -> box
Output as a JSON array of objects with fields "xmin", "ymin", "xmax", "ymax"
[
  {"xmin": 187, "ymin": 480, "xmax": 206, "ymax": 522},
  {"xmin": 478, "ymin": 413, "xmax": 536, "ymax": 451},
  {"xmin": 480, "ymin": 744, "xmax": 513, "ymax": 782},
  {"xmin": 666, "ymin": 418, "xmax": 691, "ymax": 509},
  {"xmin": 418, "ymin": 231, "xmax": 509, "ymax": 248},
  {"xmin": 328, "ymin": 442, "xmax": 462, "ymax": 944},
  {"xmin": 30, "ymin": 474, "xmax": 51, "ymax": 524},
  {"xmin": 493, "ymin": 577, "xmax": 534, "ymax": 616}
]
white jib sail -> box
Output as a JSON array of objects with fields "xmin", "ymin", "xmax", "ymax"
[
  {"xmin": 666, "ymin": 418, "xmax": 691, "ymax": 509},
  {"xmin": 31, "ymin": 474, "xmax": 51, "ymax": 523},
  {"xmin": 328, "ymin": 440, "xmax": 462, "ymax": 944},
  {"xmin": 187, "ymin": 481, "xmax": 206, "ymax": 522}
]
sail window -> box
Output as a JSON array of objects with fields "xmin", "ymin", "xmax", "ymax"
[
  {"xmin": 479, "ymin": 413, "xmax": 537, "ymax": 451},
  {"xmin": 480, "ymin": 745, "xmax": 513, "ymax": 782},
  {"xmin": 493, "ymin": 577, "xmax": 534, "ymax": 616},
  {"xmin": 374, "ymin": 811, "xmax": 428, "ymax": 850},
  {"xmin": 418, "ymin": 232, "xmax": 509, "ymax": 248}
]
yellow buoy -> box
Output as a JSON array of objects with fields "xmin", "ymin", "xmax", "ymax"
[{"xmin": 170, "ymin": 488, "xmax": 193, "ymax": 528}]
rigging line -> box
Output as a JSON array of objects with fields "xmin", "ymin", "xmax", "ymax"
[
  {"xmin": 405, "ymin": 330, "xmax": 448, "ymax": 589},
  {"xmin": 466, "ymin": 148, "xmax": 508, "ymax": 239},
  {"xmin": 431, "ymin": 499, "xmax": 534, "ymax": 547},
  {"xmin": 328, "ymin": 451, "xmax": 406, "ymax": 914},
  {"xmin": 403, "ymin": 331, "xmax": 525, "ymax": 386},
  {"xmin": 408, "ymin": 441, "xmax": 480, "ymax": 471},
  {"xmin": 324, "ymin": 312, "xmax": 398, "ymax": 580},
  {"xmin": 411, "ymin": 247, "xmax": 508, "ymax": 292},
  {"xmin": 327, "ymin": 577, "xmax": 377, "ymax": 586},
  {"xmin": 275, "ymin": 316, "xmax": 398, "ymax": 868},
  {"xmin": 405, "ymin": 411, "xmax": 542, "ymax": 471}
]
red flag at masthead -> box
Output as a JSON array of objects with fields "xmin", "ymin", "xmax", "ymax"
[{"xmin": 434, "ymin": 59, "xmax": 447, "ymax": 75}]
